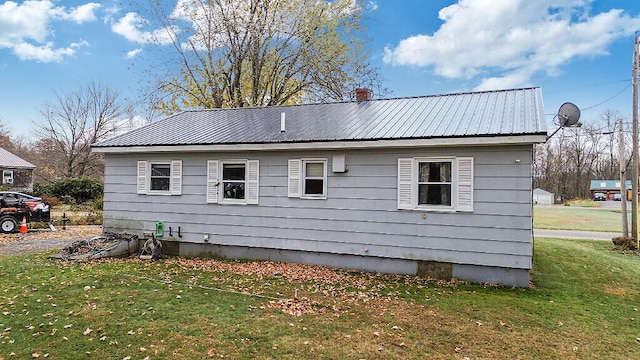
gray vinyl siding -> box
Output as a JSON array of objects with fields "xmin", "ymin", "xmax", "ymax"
[{"xmin": 103, "ymin": 144, "xmax": 533, "ymax": 270}]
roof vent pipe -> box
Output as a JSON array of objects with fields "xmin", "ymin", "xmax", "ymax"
[
  {"xmin": 280, "ymin": 112, "xmax": 286, "ymax": 132},
  {"xmin": 355, "ymin": 88, "xmax": 372, "ymax": 101}
]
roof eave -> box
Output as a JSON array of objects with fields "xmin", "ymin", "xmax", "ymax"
[{"xmin": 92, "ymin": 133, "xmax": 548, "ymax": 154}]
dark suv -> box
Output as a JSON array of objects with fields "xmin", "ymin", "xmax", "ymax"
[{"xmin": 593, "ymin": 192, "xmax": 606, "ymax": 201}]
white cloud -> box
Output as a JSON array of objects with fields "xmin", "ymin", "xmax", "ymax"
[
  {"xmin": 12, "ymin": 41, "xmax": 74, "ymax": 62},
  {"xmin": 0, "ymin": 0, "xmax": 100, "ymax": 63},
  {"xmin": 102, "ymin": 5, "xmax": 121, "ymax": 24},
  {"xmin": 108, "ymin": 115, "xmax": 148, "ymax": 138},
  {"xmin": 126, "ymin": 48, "xmax": 142, "ymax": 59},
  {"xmin": 111, "ymin": 12, "xmax": 175, "ymax": 45},
  {"xmin": 383, "ymin": 0, "xmax": 640, "ymax": 90},
  {"xmin": 0, "ymin": 1, "xmax": 55, "ymax": 44},
  {"xmin": 60, "ymin": 2, "xmax": 101, "ymax": 24}
]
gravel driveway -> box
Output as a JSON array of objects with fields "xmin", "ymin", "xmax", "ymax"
[{"xmin": 0, "ymin": 225, "xmax": 102, "ymax": 256}]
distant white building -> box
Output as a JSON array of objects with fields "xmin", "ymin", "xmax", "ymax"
[{"xmin": 533, "ymin": 188, "xmax": 554, "ymax": 204}]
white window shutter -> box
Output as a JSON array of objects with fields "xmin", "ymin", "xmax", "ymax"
[
  {"xmin": 206, "ymin": 160, "xmax": 219, "ymax": 203},
  {"xmin": 397, "ymin": 158, "xmax": 414, "ymax": 210},
  {"xmin": 137, "ymin": 161, "xmax": 147, "ymax": 194},
  {"xmin": 171, "ymin": 160, "xmax": 183, "ymax": 195},
  {"xmin": 288, "ymin": 159, "xmax": 302, "ymax": 198},
  {"xmin": 246, "ymin": 160, "xmax": 259, "ymax": 204},
  {"xmin": 456, "ymin": 157, "xmax": 474, "ymax": 212}
]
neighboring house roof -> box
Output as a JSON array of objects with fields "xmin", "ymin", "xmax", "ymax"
[
  {"xmin": 533, "ymin": 188, "xmax": 553, "ymax": 196},
  {"xmin": 590, "ymin": 179, "xmax": 632, "ymax": 191},
  {"xmin": 0, "ymin": 147, "xmax": 35, "ymax": 169},
  {"xmin": 93, "ymin": 87, "xmax": 547, "ymax": 151}
]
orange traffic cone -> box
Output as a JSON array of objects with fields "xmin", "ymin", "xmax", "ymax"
[{"xmin": 20, "ymin": 216, "xmax": 28, "ymax": 233}]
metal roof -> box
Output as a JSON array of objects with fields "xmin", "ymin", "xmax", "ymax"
[
  {"xmin": 0, "ymin": 148, "xmax": 35, "ymax": 169},
  {"xmin": 93, "ymin": 87, "xmax": 547, "ymax": 149},
  {"xmin": 590, "ymin": 179, "xmax": 631, "ymax": 190},
  {"xmin": 533, "ymin": 188, "xmax": 554, "ymax": 195}
]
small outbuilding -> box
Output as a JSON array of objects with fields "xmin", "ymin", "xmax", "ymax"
[
  {"xmin": 533, "ymin": 188, "xmax": 554, "ymax": 204},
  {"xmin": 92, "ymin": 87, "xmax": 547, "ymax": 287},
  {"xmin": 0, "ymin": 147, "xmax": 35, "ymax": 192}
]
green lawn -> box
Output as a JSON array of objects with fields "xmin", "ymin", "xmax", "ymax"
[
  {"xmin": 1, "ymin": 239, "xmax": 639, "ymax": 359},
  {"xmin": 534, "ymin": 205, "xmax": 631, "ymax": 232}
]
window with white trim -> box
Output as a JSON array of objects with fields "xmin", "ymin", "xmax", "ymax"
[
  {"xmin": 207, "ymin": 160, "xmax": 259, "ymax": 205},
  {"xmin": 222, "ymin": 162, "xmax": 246, "ymax": 200},
  {"xmin": 288, "ymin": 159, "xmax": 327, "ymax": 199},
  {"xmin": 150, "ymin": 163, "xmax": 171, "ymax": 191},
  {"xmin": 2, "ymin": 170, "xmax": 14, "ymax": 184},
  {"xmin": 397, "ymin": 157, "xmax": 473, "ymax": 212},
  {"xmin": 418, "ymin": 161, "xmax": 452, "ymax": 206},
  {"xmin": 137, "ymin": 160, "xmax": 182, "ymax": 195}
]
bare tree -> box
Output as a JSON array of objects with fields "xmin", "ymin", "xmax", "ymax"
[
  {"xmin": 0, "ymin": 119, "xmax": 12, "ymax": 151},
  {"xmin": 138, "ymin": 0, "xmax": 384, "ymax": 112},
  {"xmin": 534, "ymin": 109, "xmax": 630, "ymax": 202},
  {"xmin": 35, "ymin": 82, "xmax": 131, "ymax": 179}
]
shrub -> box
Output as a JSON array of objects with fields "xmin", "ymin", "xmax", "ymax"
[
  {"xmin": 92, "ymin": 197, "xmax": 103, "ymax": 210},
  {"xmin": 35, "ymin": 177, "xmax": 103, "ymax": 205}
]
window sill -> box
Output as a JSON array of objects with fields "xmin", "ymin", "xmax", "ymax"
[
  {"xmin": 301, "ymin": 195, "xmax": 327, "ymax": 200},
  {"xmin": 144, "ymin": 191, "xmax": 174, "ymax": 196},
  {"xmin": 218, "ymin": 200, "xmax": 248, "ymax": 205},
  {"xmin": 412, "ymin": 206, "xmax": 456, "ymax": 213}
]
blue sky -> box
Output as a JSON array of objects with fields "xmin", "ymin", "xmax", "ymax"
[{"xmin": 1, "ymin": 0, "xmax": 640, "ymax": 138}]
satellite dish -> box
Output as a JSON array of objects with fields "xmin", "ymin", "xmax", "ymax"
[
  {"xmin": 546, "ymin": 102, "xmax": 582, "ymax": 140},
  {"xmin": 557, "ymin": 102, "xmax": 581, "ymax": 127}
]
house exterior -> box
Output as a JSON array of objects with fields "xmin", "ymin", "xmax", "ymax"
[
  {"xmin": 589, "ymin": 179, "xmax": 632, "ymax": 200},
  {"xmin": 533, "ymin": 188, "xmax": 554, "ymax": 204},
  {"xmin": 0, "ymin": 147, "xmax": 36, "ymax": 192},
  {"xmin": 92, "ymin": 87, "xmax": 547, "ymax": 287}
]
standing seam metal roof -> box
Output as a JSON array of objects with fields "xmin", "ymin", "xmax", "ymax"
[{"xmin": 93, "ymin": 87, "xmax": 547, "ymax": 148}]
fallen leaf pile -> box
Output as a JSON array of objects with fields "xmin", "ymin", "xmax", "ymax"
[
  {"xmin": 265, "ymin": 297, "xmax": 326, "ymax": 316},
  {"xmin": 85, "ymin": 256, "xmax": 465, "ymax": 317}
]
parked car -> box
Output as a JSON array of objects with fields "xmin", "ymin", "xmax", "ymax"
[
  {"xmin": 0, "ymin": 191, "xmax": 48, "ymax": 211},
  {"xmin": 593, "ymin": 192, "xmax": 606, "ymax": 201},
  {"xmin": 613, "ymin": 193, "xmax": 622, "ymax": 201}
]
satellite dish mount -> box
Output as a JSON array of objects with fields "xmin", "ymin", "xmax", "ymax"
[{"xmin": 547, "ymin": 102, "xmax": 581, "ymax": 140}]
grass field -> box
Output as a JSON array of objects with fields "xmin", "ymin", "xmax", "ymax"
[
  {"xmin": 1, "ymin": 205, "xmax": 638, "ymax": 359},
  {"xmin": 534, "ymin": 205, "xmax": 630, "ymax": 232},
  {"xmin": 1, "ymin": 237, "xmax": 639, "ymax": 359}
]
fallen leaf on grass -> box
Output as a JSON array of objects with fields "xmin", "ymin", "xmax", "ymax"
[
  {"xmin": 83, "ymin": 328, "xmax": 93, "ymax": 335},
  {"xmin": 266, "ymin": 297, "xmax": 326, "ymax": 316}
]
